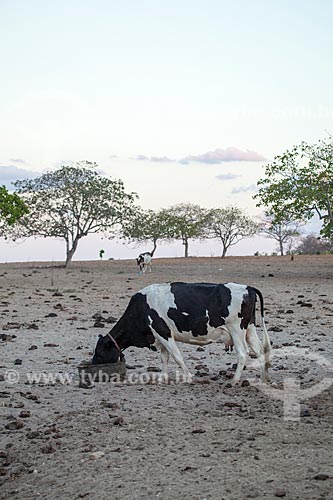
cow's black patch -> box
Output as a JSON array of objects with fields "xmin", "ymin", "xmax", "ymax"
[
  {"xmin": 149, "ymin": 308, "xmax": 171, "ymax": 340},
  {"xmin": 113, "ymin": 293, "xmax": 156, "ymax": 348},
  {"xmin": 238, "ymin": 286, "xmax": 256, "ymax": 329},
  {"xmin": 92, "ymin": 292, "xmax": 156, "ymax": 364},
  {"xmin": 168, "ymin": 283, "xmax": 232, "ymax": 337},
  {"xmin": 167, "ymin": 308, "xmax": 208, "ymax": 336}
]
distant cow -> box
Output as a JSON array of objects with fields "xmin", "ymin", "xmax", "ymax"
[
  {"xmin": 92, "ymin": 282, "xmax": 272, "ymax": 384},
  {"xmin": 136, "ymin": 252, "xmax": 152, "ymax": 273}
]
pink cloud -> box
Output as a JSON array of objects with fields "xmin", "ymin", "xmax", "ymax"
[{"xmin": 180, "ymin": 147, "xmax": 266, "ymax": 164}]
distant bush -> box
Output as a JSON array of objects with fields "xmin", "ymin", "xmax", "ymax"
[{"xmin": 296, "ymin": 234, "xmax": 332, "ymax": 255}]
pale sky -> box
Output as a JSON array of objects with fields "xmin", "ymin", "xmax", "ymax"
[{"xmin": 0, "ymin": 0, "xmax": 332, "ymax": 262}]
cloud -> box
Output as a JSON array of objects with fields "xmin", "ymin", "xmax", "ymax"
[
  {"xmin": 0, "ymin": 165, "xmax": 40, "ymax": 188},
  {"xmin": 179, "ymin": 147, "xmax": 266, "ymax": 164},
  {"xmin": 133, "ymin": 155, "xmax": 174, "ymax": 163},
  {"xmin": 131, "ymin": 147, "xmax": 266, "ymax": 165},
  {"xmin": 109, "ymin": 154, "xmax": 119, "ymax": 159},
  {"xmin": 231, "ymin": 184, "xmax": 258, "ymax": 194},
  {"xmin": 9, "ymin": 158, "xmax": 28, "ymax": 165},
  {"xmin": 133, "ymin": 155, "xmax": 149, "ymax": 161},
  {"xmin": 216, "ymin": 173, "xmax": 240, "ymax": 181}
]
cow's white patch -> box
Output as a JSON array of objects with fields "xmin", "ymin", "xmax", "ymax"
[
  {"xmin": 142, "ymin": 283, "xmax": 177, "ymax": 316},
  {"xmin": 225, "ymin": 282, "xmax": 249, "ymax": 323}
]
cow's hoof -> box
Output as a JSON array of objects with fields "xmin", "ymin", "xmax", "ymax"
[
  {"xmin": 157, "ymin": 374, "xmax": 169, "ymax": 384},
  {"xmin": 182, "ymin": 374, "xmax": 193, "ymax": 384}
]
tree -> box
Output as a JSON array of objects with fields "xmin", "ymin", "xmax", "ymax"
[
  {"xmin": 0, "ymin": 186, "xmax": 28, "ymax": 234},
  {"xmin": 121, "ymin": 208, "xmax": 173, "ymax": 255},
  {"xmin": 12, "ymin": 162, "xmax": 137, "ymax": 266},
  {"xmin": 254, "ymin": 135, "xmax": 333, "ymax": 241},
  {"xmin": 163, "ymin": 203, "xmax": 208, "ymax": 257},
  {"xmin": 296, "ymin": 234, "xmax": 332, "ymax": 255},
  {"xmin": 207, "ymin": 206, "xmax": 258, "ymax": 258},
  {"xmin": 260, "ymin": 213, "xmax": 303, "ymax": 256}
]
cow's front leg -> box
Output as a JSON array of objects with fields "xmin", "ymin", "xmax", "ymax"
[
  {"xmin": 166, "ymin": 337, "xmax": 192, "ymax": 382},
  {"xmin": 152, "ymin": 341, "xmax": 169, "ymax": 383},
  {"xmin": 152, "ymin": 333, "xmax": 192, "ymax": 382},
  {"xmin": 160, "ymin": 345, "xmax": 170, "ymax": 380}
]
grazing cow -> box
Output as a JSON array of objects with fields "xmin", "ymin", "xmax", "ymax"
[
  {"xmin": 92, "ymin": 282, "xmax": 272, "ymax": 384},
  {"xmin": 136, "ymin": 252, "xmax": 152, "ymax": 273}
]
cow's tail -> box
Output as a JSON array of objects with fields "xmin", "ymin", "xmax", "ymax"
[{"xmin": 253, "ymin": 287, "xmax": 272, "ymax": 368}]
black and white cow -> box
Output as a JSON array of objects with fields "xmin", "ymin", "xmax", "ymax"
[
  {"xmin": 136, "ymin": 252, "xmax": 152, "ymax": 273},
  {"xmin": 92, "ymin": 282, "xmax": 272, "ymax": 384}
]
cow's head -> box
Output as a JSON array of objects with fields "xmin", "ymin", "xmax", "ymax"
[{"xmin": 92, "ymin": 334, "xmax": 120, "ymax": 365}]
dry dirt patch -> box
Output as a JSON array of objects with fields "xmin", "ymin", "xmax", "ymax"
[{"xmin": 0, "ymin": 256, "xmax": 332, "ymax": 500}]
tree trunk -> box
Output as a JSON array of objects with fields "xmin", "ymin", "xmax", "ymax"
[
  {"xmin": 150, "ymin": 240, "xmax": 157, "ymax": 256},
  {"xmin": 279, "ymin": 240, "xmax": 284, "ymax": 256},
  {"xmin": 65, "ymin": 238, "xmax": 79, "ymax": 267},
  {"xmin": 221, "ymin": 246, "xmax": 227, "ymax": 258},
  {"xmin": 184, "ymin": 239, "xmax": 189, "ymax": 258},
  {"xmin": 326, "ymin": 196, "xmax": 333, "ymax": 236}
]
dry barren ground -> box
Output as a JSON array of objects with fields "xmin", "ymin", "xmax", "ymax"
[{"xmin": 0, "ymin": 255, "xmax": 332, "ymax": 500}]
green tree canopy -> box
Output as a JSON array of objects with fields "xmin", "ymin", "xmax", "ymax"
[
  {"xmin": 162, "ymin": 203, "xmax": 208, "ymax": 257},
  {"xmin": 254, "ymin": 136, "xmax": 333, "ymax": 240},
  {"xmin": 121, "ymin": 208, "xmax": 173, "ymax": 256},
  {"xmin": 207, "ymin": 206, "xmax": 258, "ymax": 258},
  {"xmin": 0, "ymin": 185, "xmax": 28, "ymax": 234},
  {"xmin": 12, "ymin": 161, "xmax": 137, "ymax": 266}
]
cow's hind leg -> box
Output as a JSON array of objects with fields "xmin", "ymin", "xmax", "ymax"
[
  {"xmin": 246, "ymin": 324, "xmax": 270, "ymax": 383},
  {"xmin": 228, "ymin": 327, "xmax": 248, "ymax": 385}
]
